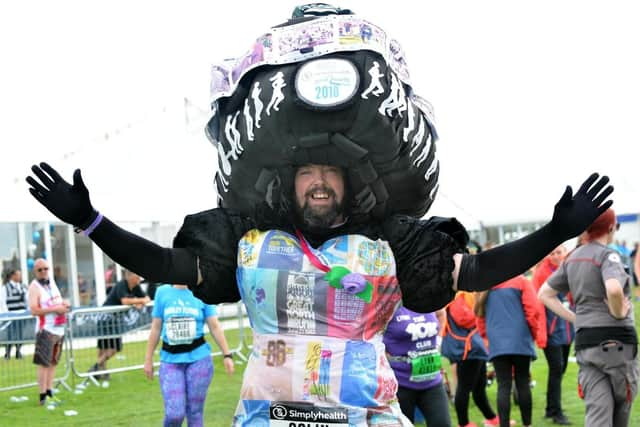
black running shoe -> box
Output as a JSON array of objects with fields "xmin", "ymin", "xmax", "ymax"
[{"xmin": 552, "ymin": 414, "xmax": 571, "ymax": 425}]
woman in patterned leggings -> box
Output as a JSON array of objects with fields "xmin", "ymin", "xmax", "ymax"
[{"xmin": 144, "ymin": 284, "xmax": 235, "ymax": 426}]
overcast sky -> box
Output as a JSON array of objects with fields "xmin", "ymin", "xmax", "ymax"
[{"xmin": 2, "ymin": 0, "xmax": 639, "ymax": 226}]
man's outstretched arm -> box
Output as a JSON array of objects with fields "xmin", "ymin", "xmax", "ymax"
[
  {"xmin": 26, "ymin": 162, "xmax": 198, "ymax": 285},
  {"xmin": 454, "ymin": 173, "xmax": 613, "ymax": 291}
]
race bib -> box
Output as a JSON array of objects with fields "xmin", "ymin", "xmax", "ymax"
[
  {"xmin": 410, "ymin": 349, "xmax": 442, "ymax": 382},
  {"xmin": 165, "ymin": 316, "xmax": 197, "ymax": 345},
  {"xmin": 269, "ymin": 402, "xmax": 349, "ymax": 427}
]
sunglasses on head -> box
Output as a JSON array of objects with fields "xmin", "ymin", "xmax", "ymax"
[{"xmin": 37, "ymin": 267, "xmax": 49, "ymax": 273}]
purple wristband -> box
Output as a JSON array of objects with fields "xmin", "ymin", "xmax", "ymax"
[{"xmin": 83, "ymin": 212, "xmax": 104, "ymax": 236}]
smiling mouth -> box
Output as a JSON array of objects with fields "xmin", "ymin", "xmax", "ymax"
[
  {"xmin": 306, "ymin": 187, "xmax": 335, "ymax": 203},
  {"xmin": 309, "ymin": 191, "xmax": 330, "ymax": 201}
]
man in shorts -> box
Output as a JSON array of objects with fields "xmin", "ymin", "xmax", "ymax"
[
  {"xmin": 89, "ymin": 270, "xmax": 149, "ymax": 380},
  {"xmin": 28, "ymin": 258, "xmax": 70, "ymax": 406}
]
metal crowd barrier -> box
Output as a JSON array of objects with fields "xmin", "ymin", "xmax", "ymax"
[
  {"xmin": 67, "ymin": 304, "xmax": 154, "ymax": 385},
  {"xmin": 225, "ymin": 302, "xmax": 250, "ymax": 362},
  {"xmin": 0, "ymin": 301, "xmax": 249, "ymax": 392},
  {"xmin": 0, "ymin": 312, "xmax": 72, "ymax": 392}
]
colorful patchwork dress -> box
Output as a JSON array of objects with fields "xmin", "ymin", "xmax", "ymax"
[{"xmin": 233, "ymin": 229, "xmax": 410, "ymax": 426}]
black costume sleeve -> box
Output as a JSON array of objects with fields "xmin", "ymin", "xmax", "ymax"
[
  {"xmin": 457, "ymin": 223, "xmax": 566, "ymax": 291},
  {"xmin": 458, "ymin": 173, "xmax": 614, "ymax": 291},
  {"xmin": 173, "ymin": 208, "xmax": 255, "ymax": 304},
  {"xmin": 384, "ymin": 215, "xmax": 469, "ymax": 313},
  {"xmin": 89, "ymin": 217, "xmax": 198, "ymax": 285}
]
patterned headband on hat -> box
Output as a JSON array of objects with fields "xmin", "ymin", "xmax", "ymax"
[{"xmin": 208, "ymin": 14, "xmax": 415, "ymax": 112}]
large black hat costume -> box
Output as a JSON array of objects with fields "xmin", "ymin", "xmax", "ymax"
[{"xmin": 206, "ymin": 3, "xmax": 440, "ymax": 224}]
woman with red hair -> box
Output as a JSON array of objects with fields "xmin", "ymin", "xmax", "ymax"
[{"xmin": 539, "ymin": 208, "xmax": 638, "ymax": 427}]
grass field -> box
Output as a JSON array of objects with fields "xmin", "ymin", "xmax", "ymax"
[{"xmin": 2, "ymin": 310, "xmax": 640, "ymax": 426}]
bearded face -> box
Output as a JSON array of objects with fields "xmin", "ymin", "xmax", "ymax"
[{"xmin": 294, "ymin": 165, "xmax": 346, "ymax": 228}]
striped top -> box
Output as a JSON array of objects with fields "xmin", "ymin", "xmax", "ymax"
[{"xmin": 3, "ymin": 281, "xmax": 27, "ymax": 311}]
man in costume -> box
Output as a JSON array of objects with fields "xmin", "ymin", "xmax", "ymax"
[{"xmin": 26, "ymin": 4, "xmax": 614, "ymax": 426}]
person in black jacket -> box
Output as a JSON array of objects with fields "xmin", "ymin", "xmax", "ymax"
[
  {"xmin": 1, "ymin": 269, "xmax": 28, "ymax": 359},
  {"xmin": 88, "ymin": 270, "xmax": 149, "ymax": 381}
]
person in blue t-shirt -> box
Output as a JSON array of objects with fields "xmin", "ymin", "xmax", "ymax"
[{"xmin": 144, "ymin": 284, "xmax": 235, "ymax": 427}]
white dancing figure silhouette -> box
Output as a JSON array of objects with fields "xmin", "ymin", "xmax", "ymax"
[
  {"xmin": 378, "ymin": 73, "xmax": 406, "ymax": 117},
  {"xmin": 266, "ymin": 71, "xmax": 286, "ymax": 115},
  {"xmin": 361, "ymin": 61, "xmax": 384, "ymax": 99},
  {"xmin": 252, "ymin": 82, "xmax": 264, "ymax": 128},
  {"xmin": 243, "ymin": 99, "xmax": 255, "ymax": 141},
  {"xmin": 224, "ymin": 112, "xmax": 242, "ymax": 160}
]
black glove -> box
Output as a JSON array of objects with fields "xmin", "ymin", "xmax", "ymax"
[
  {"xmin": 549, "ymin": 172, "xmax": 613, "ymax": 240},
  {"xmin": 26, "ymin": 162, "xmax": 96, "ymax": 228},
  {"xmin": 458, "ymin": 172, "xmax": 613, "ymax": 292},
  {"xmin": 26, "ymin": 162, "xmax": 199, "ymax": 286}
]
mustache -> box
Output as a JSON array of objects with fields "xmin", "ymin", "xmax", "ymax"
[{"xmin": 304, "ymin": 185, "xmax": 336, "ymax": 199}]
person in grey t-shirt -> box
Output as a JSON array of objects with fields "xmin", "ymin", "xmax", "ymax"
[{"xmin": 538, "ymin": 208, "xmax": 638, "ymax": 427}]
